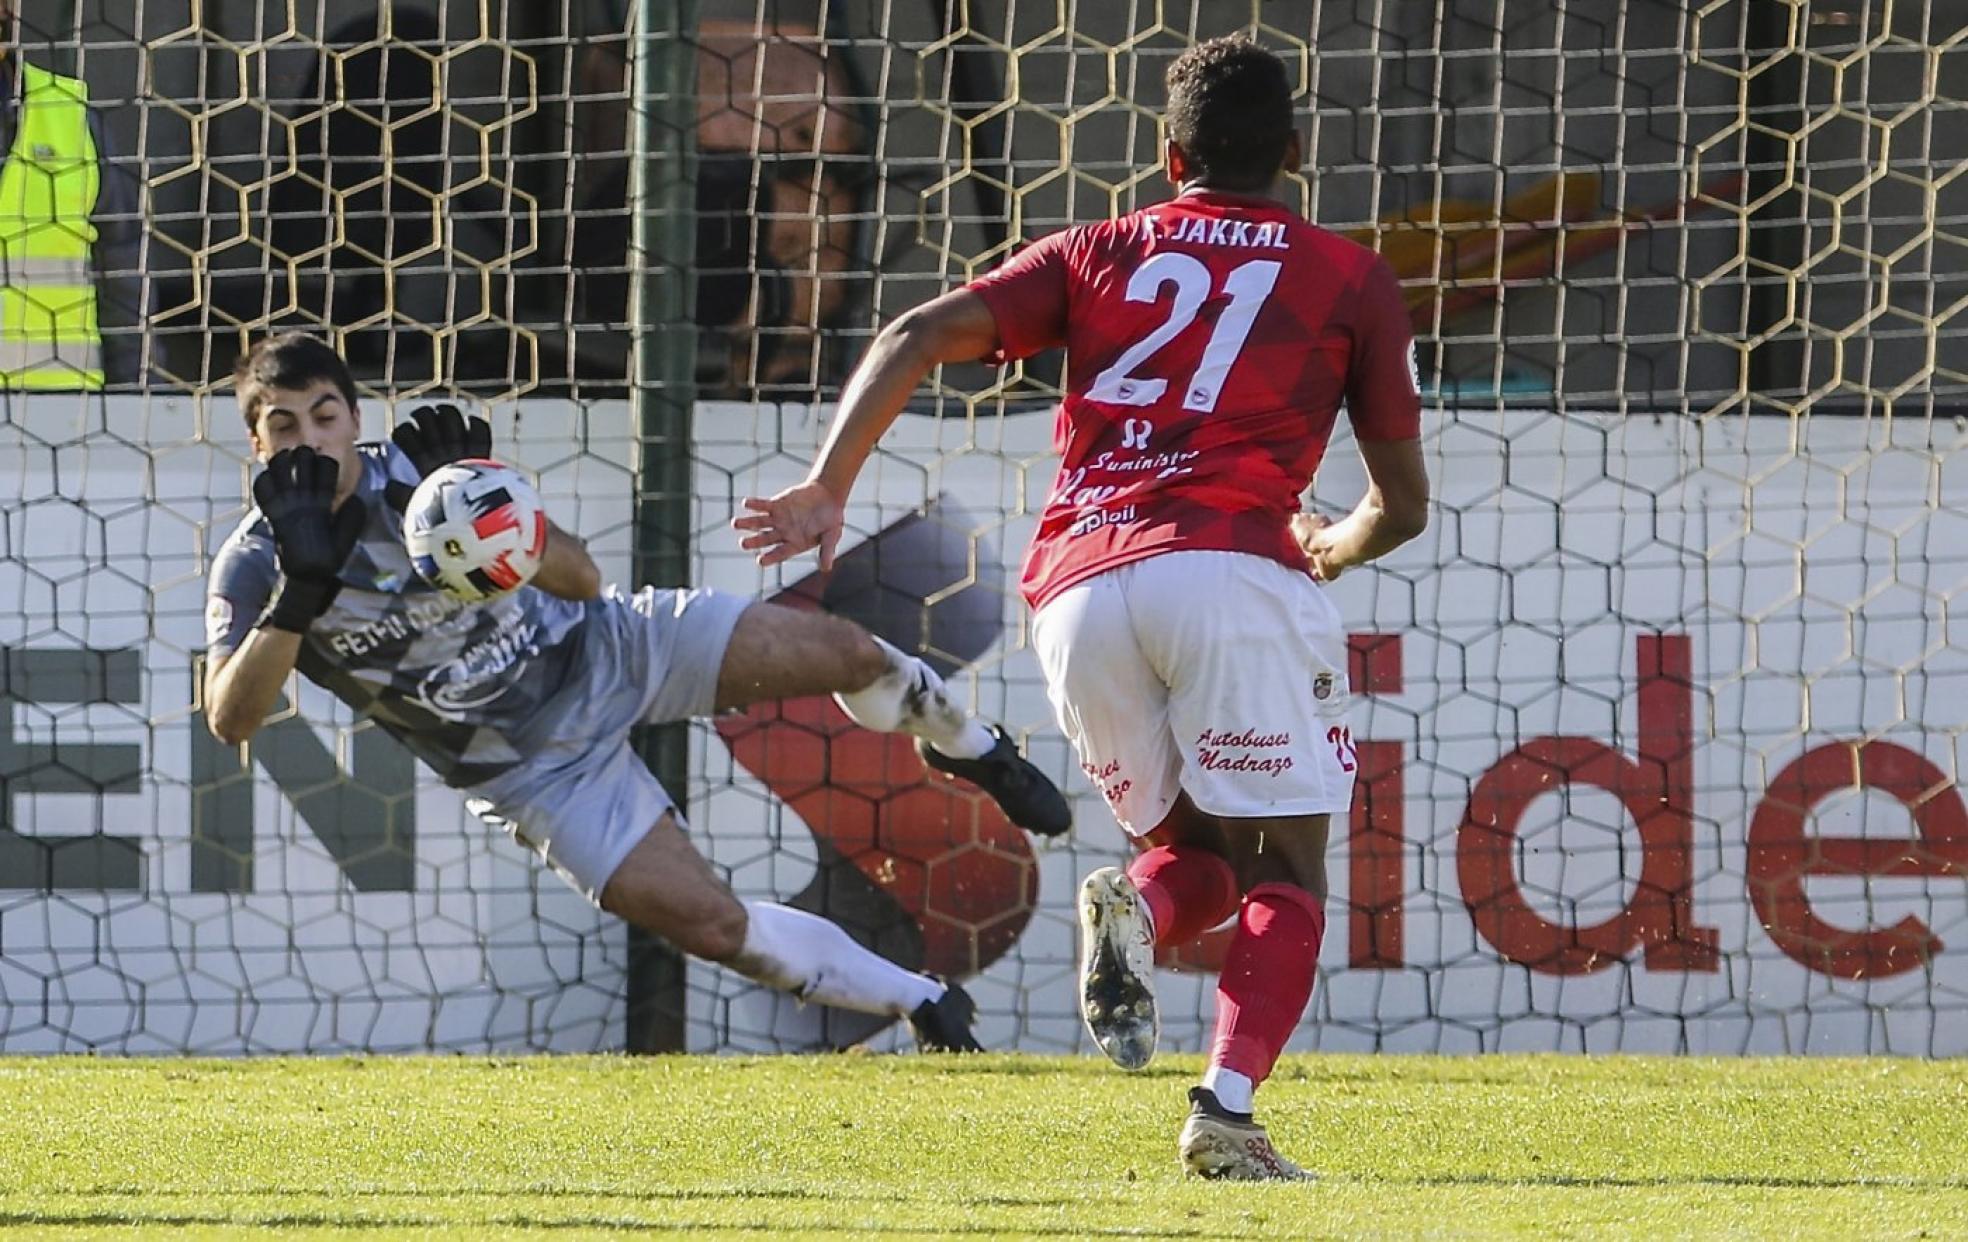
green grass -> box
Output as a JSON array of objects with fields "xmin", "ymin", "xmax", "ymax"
[{"xmin": 1, "ymin": 1054, "xmax": 1965, "ymax": 1239}]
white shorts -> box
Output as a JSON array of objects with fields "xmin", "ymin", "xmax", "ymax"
[{"xmin": 1031, "ymin": 550, "xmax": 1355, "ymax": 835}]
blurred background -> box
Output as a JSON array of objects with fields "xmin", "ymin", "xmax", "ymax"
[{"xmin": 48, "ymin": 0, "xmax": 1965, "ymax": 414}]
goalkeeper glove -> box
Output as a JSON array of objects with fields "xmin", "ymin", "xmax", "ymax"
[
  {"xmin": 252, "ymin": 446, "xmax": 367, "ymax": 633},
  {"xmin": 391, "ymin": 402, "xmax": 492, "ymax": 477}
]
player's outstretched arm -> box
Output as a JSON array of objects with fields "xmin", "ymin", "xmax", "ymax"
[
  {"xmin": 1297, "ymin": 437, "xmax": 1430, "ymax": 581},
  {"xmin": 734, "ymin": 289, "xmax": 1001, "ymax": 571},
  {"xmin": 204, "ymin": 634, "xmax": 301, "ymax": 746},
  {"xmin": 532, "ymin": 523, "xmax": 602, "ymax": 601}
]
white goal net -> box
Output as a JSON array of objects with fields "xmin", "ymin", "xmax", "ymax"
[{"xmin": 0, "ymin": 0, "xmax": 1962, "ymax": 1055}]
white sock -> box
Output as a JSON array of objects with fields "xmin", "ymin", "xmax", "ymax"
[
  {"xmin": 834, "ymin": 636, "xmax": 996, "ymax": 759},
  {"xmin": 1201, "ymin": 1066, "xmax": 1255, "ymax": 1116},
  {"xmin": 728, "ymin": 900, "xmax": 944, "ymax": 1016}
]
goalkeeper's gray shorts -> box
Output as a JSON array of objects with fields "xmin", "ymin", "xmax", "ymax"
[{"xmin": 466, "ymin": 584, "xmax": 750, "ymax": 903}]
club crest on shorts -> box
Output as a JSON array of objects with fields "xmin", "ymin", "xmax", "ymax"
[{"xmin": 1313, "ymin": 672, "xmax": 1335, "ymax": 701}]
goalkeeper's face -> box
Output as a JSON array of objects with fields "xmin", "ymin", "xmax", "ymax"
[{"xmin": 247, "ymin": 380, "xmax": 364, "ymax": 508}]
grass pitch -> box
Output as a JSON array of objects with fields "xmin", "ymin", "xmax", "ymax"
[{"xmin": 0, "ymin": 1054, "xmax": 1963, "ymax": 1239}]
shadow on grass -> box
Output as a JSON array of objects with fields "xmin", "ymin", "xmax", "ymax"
[
  {"xmin": 0, "ymin": 1210, "xmax": 1216, "ymax": 1238},
  {"xmin": 848, "ymin": 1056, "xmax": 1202, "ymax": 1081},
  {"xmin": 1386, "ymin": 1174, "xmax": 1968, "ymax": 1191},
  {"xmin": 0, "ymin": 1183, "xmax": 1234, "ymax": 1238},
  {"xmin": 8, "ymin": 1186, "xmax": 1082, "ymax": 1206}
]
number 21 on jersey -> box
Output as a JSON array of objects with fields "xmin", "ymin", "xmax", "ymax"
[{"xmin": 1085, "ymin": 253, "xmax": 1282, "ymax": 414}]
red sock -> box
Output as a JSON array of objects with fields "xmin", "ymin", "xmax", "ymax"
[
  {"xmin": 1209, "ymin": 882, "xmax": 1325, "ymax": 1087},
  {"xmin": 1126, "ymin": 845, "xmax": 1240, "ymax": 947}
]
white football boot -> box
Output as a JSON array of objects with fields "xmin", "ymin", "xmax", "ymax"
[
  {"xmin": 1077, "ymin": 866, "xmax": 1159, "ymax": 1070},
  {"xmin": 1178, "ymin": 1088, "xmax": 1315, "ymax": 1181}
]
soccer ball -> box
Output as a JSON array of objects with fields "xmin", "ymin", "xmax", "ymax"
[{"xmin": 402, "ymin": 458, "xmax": 548, "ymax": 601}]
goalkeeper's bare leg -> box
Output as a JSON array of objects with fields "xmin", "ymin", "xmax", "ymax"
[
  {"xmin": 589, "ymin": 597, "xmax": 1077, "ymax": 1053},
  {"xmin": 713, "ymin": 601, "xmax": 1070, "ymax": 837},
  {"xmin": 600, "ymin": 810, "xmax": 978, "ymax": 1051}
]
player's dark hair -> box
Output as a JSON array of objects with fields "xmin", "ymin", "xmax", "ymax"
[
  {"xmin": 233, "ymin": 332, "xmax": 360, "ymax": 433},
  {"xmin": 1164, "ymin": 37, "xmax": 1295, "ymax": 191}
]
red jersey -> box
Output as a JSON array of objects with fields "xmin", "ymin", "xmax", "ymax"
[{"xmin": 965, "ymin": 189, "xmax": 1422, "ymax": 610}]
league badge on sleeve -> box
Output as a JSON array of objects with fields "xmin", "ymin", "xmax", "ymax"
[{"xmin": 205, "ymin": 596, "xmax": 234, "ymax": 647}]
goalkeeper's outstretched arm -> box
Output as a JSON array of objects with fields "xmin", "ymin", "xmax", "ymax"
[
  {"xmin": 733, "ymin": 289, "xmax": 1001, "ymax": 571},
  {"xmin": 534, "ymin": 523, "xmax": 602, "ymax": 601},
  {"xmin": 205, "ymin": 634, "xmax": 302, "ymax": 746}
]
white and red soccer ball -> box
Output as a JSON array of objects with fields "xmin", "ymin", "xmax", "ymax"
[{"xmin": 403, "ymin": 459, "xmax": 548, "ymax": 601}]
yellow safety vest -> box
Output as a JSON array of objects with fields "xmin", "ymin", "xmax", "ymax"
[{"xmin": 0, "ymin": 60, "xmax": 102, "ymax": 390}]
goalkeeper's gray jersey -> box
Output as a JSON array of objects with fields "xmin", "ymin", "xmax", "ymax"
[{"xmin": 206, "ymin": 443, "xmax": 590, "ymax": 787}]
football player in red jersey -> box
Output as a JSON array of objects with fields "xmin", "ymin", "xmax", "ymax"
[{"xmin": 736, "ymin": 36, "xmax": 1430, "ymax": 1179}]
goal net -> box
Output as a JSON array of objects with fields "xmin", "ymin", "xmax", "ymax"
[{"xmin": 1, "ymin": 0, "xmax": 1963, "ymax": 1054}]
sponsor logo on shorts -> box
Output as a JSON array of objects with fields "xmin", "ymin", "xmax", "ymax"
[
  {"xmin": 1195, "ymin": 728, "xmax": 1295, "ymax": 778},
  {"xmin": 1081, "ymin": 758, "xmax": 1132, "ymax": 807}
]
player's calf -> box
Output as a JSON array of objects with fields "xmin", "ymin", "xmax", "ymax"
[
  {"xmin": 606, "ymin": 832, "xmax": 956, "ymax": 1029},
  {"xmin": 1077, "ymin": 844, "xmax": 1242, "ymax": 1070},
  {"xmin": 1127, "ymin": 843, "xmax": 1240, "ymax": 945},
  {"xmin": 713, "ymin": 606, "xmax": 1070, "ymax": 835},
  {"xmin": 1208, "ymin": 883, "xmax": 1325, "ymax": 1087},
  {"xmin": 714, "ymin": 602, "xmax": 890, "ymax": 707},
  {"xmin": 720, "ymin": 900, "xmax": 949, "ymax": 1019}
]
